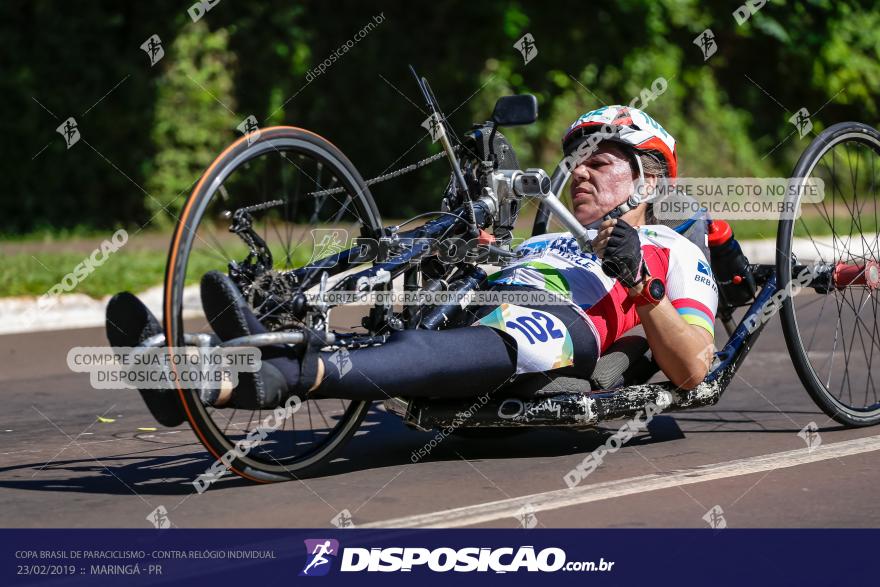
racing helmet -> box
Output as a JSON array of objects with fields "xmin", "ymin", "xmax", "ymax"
[{"xmin": 562, "ymin": 105, "xmax": 677, "ymax": 178}]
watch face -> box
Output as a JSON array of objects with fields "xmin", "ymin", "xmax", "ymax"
[{"xmin": 648, "ymin": 278, "xmax": 666, "ymax": 301}]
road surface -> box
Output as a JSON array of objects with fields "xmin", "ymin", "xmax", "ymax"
[{"xmin": 1, "ymin": 307, "xmax": 878, "ymax": 529}]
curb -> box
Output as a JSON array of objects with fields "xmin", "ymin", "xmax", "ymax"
[{"xmin": 0, "ymin": 284, "xmax": 202, "ymax": 336}]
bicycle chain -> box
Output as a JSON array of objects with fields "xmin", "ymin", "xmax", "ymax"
[
  {"xmin": 308, "ymin": 146, "xmax": 460, "ymax": 197},
  {"xmin": 363, "ymin": 149, "xmax": 455, "ymax": 186},
  {"xmin": 232, "ymin": 199, "xmax": 285, "ymax": 214},
  {"xmin": 230, "ymin": 147, "xmax": 460, "ymax": 212}
]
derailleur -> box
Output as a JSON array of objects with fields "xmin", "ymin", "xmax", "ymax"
[
  {"xmin": 224, "ymin": 200, "xmax": 312, "ymax": 329},
  {"xmin": 226, "ymin": 200, "xmax": 280, "ymax": 290}
]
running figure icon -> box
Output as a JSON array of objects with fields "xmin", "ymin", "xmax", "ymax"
[{"xmin": 301, "ymin": 540, "xmax": 336, "ymax": 575}]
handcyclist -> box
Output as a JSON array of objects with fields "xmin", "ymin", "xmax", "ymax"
[{"xmin": 106, "ymin": 106, "xmax": 718, "ymax": 425}]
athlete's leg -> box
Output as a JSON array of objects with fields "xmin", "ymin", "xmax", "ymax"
[
  {"xmin": 313, "ymin": 326, "xmax": 519, "ymax": 399},
  {"xmin": 201, "ymin": 272, "xmax": 599, "ymax": 406},
  {"xmin": 109, "ymin": 271, "xmax": 600, "ymax": 419}
]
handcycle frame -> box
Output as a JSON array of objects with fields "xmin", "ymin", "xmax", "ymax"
[
  {"xmin": 168, "ymin": 192, "xmax": 843, "ymax": 432},
  {"xmin": 133, "ymin": 148, "xmax": 863, "ymax": 432}
]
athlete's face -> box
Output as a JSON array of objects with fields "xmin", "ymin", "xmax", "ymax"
[{"xmin": 569, "ymin": 143, "xmax": 636, "ymax": 225}]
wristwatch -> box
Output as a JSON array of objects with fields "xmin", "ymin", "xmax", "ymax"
[
  {"xmin": 630, "ymin": 264, "xmax": 666, "ymax": 307},
  {"xmin": 634, "ymin": 277, "xmax": 666, "ymax": 307}
]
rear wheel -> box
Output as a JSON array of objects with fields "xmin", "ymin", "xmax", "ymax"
[
  {"xmin": 778, "ymin": 122, "xmax": 880, "ymax": 427},
  {"xmin": 165, "ymin": 126, "xmax": 383, "ymax": 481}
]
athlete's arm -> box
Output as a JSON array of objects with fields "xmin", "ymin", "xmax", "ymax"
[
  {"xmin": 628, "ymin": 285, "xmax": 714, "ymax": 389},
  {"xmin": 594, "ymin": 218, "xmax": 717, "ymax": 389}
]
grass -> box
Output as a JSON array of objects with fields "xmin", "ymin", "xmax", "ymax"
[
  {"xmin": 2, "ymin": 249, "xmax": 193, "ymax": 298},
  {"xmin": 1, "ymin": 243, "xmax": 311, "ymax": 298}
]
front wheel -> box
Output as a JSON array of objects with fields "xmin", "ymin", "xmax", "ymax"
[
  {"xmin": 777, "ymin": 122, "xmax": 880, "ymax": 427},
  {"xmin": 164, "ymin": 126, "xmax": 383, "ymax": 482}
]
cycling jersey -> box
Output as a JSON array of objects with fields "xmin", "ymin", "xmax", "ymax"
[{"xmin": 488, "ymin": 224, "xmax": 718, "ymax": 353}]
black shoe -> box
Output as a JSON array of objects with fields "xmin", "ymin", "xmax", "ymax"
[
  {"xmin": 105, "ymin": 293, "xmax": 186, "ymax": 427},
  {"xmin": 200, "ymin": 271, "xmax": 297, "ymax": 410}
]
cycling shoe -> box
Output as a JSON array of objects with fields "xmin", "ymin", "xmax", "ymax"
[{"xmin": 105, "ymin": 292, "xmax": 186, "ymax": 427}]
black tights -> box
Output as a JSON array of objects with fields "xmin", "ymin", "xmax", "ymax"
[{"xmin": 307, "ymin": 299, "xmax": 599, "ymax": 400}]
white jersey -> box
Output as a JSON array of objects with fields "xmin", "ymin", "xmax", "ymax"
[{"xmin": 488, "ymin": 225, "xmax": 718, "ymax": 352}]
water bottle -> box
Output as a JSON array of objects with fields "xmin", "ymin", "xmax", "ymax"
[{"xmin": 708, "ymin": 220, "xmax": 756, "ymax": 306}]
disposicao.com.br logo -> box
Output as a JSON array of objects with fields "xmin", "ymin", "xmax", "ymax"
[{"xmin": 300, "ymin": 539, "xmax": 614, "ymax": 574}]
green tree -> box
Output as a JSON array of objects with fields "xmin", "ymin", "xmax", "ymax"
[{"xmin": 145, "ymin": 21, "xmax": 238, "ymax": 224}]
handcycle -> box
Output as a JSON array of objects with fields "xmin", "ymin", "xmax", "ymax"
[{"xmin": 127, "ymin": 69, "xmax": 880, "ymax": 482}]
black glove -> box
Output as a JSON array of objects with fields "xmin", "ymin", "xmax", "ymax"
[{"xmin": 600, "ymin": 219, "xmax": 644, "ymax": 288}]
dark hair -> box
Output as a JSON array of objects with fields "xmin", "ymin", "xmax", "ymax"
[
  {"xmin": 638, "ymin": 151, "xmax": 666, "ymax": 178},
  {"xmin": 636, "ymin": 151, "xmax": 666, "ymax": 224}
]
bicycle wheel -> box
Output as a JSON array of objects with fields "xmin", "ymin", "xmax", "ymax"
[
  {"xmin": 777, "ymin": 122, "xmax": 880, "ymax": 426},
  {"xmin": 165, "ymin": 126, "xmax": 383, "ymax": 482}
]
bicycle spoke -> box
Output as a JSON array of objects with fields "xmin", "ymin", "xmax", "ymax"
[
  {"xmin": 223, "ymin": 408, "xmax": 237, "ymax": 435},
  {"xmin": 312, "ymin": 400, "xmax": 332, "ymax": 430},
  {"xmin": 805, "ymin": 291, "xmax": 833, "ymax": 353}
]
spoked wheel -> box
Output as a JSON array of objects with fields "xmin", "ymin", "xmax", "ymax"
[
  {"xmin": 164, "ymin": 126, "xmax": 383, "ymax": 481},
  {"xmin": 778, "ymin": 122, "xmax": 880, "ymax": 426}
]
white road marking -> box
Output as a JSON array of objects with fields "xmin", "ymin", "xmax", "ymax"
[{"xmin": 363, "ymin": 434, "xmax": 880, "ymax": 528}]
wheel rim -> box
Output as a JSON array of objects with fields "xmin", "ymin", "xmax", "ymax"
[
  {"xmin": 165, "ymin": 128, "xmax": 380, "ymax": 478},
  {"xmin": 787, "ymin": 129, "xmax": 880, "ymax": 419}
]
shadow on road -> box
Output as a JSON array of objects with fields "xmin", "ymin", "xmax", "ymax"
[
  {"xmin": 0, "ymin": 446, "xmax": 253, "ymax": 496},
  {"xmin": 0, "ymin": 405, "xmax": 844, "ymax": 497}
]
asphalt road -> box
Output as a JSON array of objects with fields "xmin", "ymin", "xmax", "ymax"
[{"xmin": 1, "ymin": 301, "xmax": 878, "ymax": 529}]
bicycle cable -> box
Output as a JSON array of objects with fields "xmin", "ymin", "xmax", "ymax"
[{"xmin": 394, "ymin": 210, "xmax": 470, "ymax": 229}]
